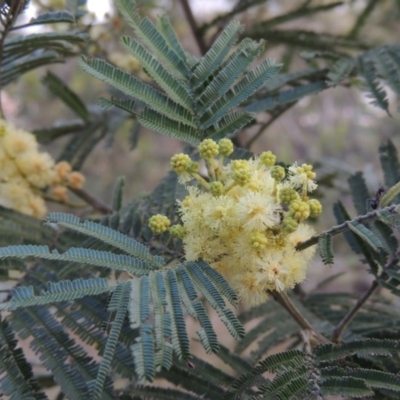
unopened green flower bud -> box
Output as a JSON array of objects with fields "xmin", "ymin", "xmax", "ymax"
[
  {"xmin": 308, "ymin": 199, "xmax": 322, "ymax": 217},
  {"xmin": 282, "ymin": 216, "xmax": 299, "ymax": 233},
  {"xmin": 218, "ymin": 138, "xmax": 234, "ymax": 156},
  {"xmin": 210, "ymin": 181, "xmax": 224, "ymax": 196},
  {"xmin": 298, "ymin": 163, "xmax": 316, "ymax": 180},
  {"xmin": 250, "ymin": 231, "xmax": 268, "ymax": 249},
  {"xmin": 186, "ymin": 160, "xmax": 200, "ymax": 174},
  {"xmin": 171, "ymin": 153, "xmax": 191, "ymax": 174},
  {"xmin": 198, "ymin": 139, "xmax": 219, "ymax": 159},
  {"xmin": 271, "ymin": 165, "xmax": 285, "ymax": 181},
  {"xmin": 260, "ymin": 150, "xmax": 276, "ymax": 167},
  {"xmin": 231, "ymin": 159, "xmax": 248, "ymax": 170},
  {"xmin": 233, "ymin": 168, "xmax": 251, "ymax": 186},
  {"xmin": 289, "ymin": 200, "xmax": 310, "ymax": 221},
  {"xmin": 279, "ymin": 187, "xmax": 299, "ymax": 204},
  {"xmin": 149, "ymin": 214, "xmax": 171, "ymax": 234},
  {"xmin": 169, "ymin": 224, "xmax": 185, "ymax": 238}
]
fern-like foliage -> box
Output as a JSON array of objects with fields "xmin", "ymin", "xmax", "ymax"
[
  {"xmin": 227, "ymin": 338, "xmax": 400, "ymax": 399},
  {"xmin": 80, "ymin": 0, "xmax": 281, "ymax": 145},
  {"xmin": 0, "ymin": 1, "xmax": 87, "ymax": 87},
  {"xmin": 0, "ymin": 212, "xmax": 244, "ymax": 394}
]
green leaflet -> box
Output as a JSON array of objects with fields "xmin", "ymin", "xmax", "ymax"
[
  {"xmin": 0, "ymin": 278, "xmax": 112, "ymax": 311},
  {"xmin": 192, "ymin": 20, "xmax": 243, "ymax": 88},
  {"xmin": 46, "ymin": 212, "xmax": 165, "ymax": 267},
  {"xmin": 0, "ymin": 245, "xmax": 156, "ymax": 276},
  {"xmin": 318, "ymin": 233, "xmax": 334, "ymax": 265},
  {"xmin": 79, "ymin": 56, "xmax": 195, "ymax": 127}
]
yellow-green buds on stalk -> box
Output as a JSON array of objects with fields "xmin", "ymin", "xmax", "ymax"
[
  {"xmin": 289, "ymin": 200, "xmax": 310, "ymax": 221},
  {"xmin": 250, "ymin": 231, "xmax": 268, "ymax": 249},
  {"xmin": 186, "ymin": 160, "xmax": 200, "ymax": 174},
  {"xmin": 308, "ymin": 199, "xmax": 322, "ymax": 217},
  {"xmin": 298, "ymin": 163, "xmax": 316, "ymax": 180},
  {"xmin": 210, "ymin": 181, "xmax": 224, "ymax": 196},
  {"xmin": 279, "ymin": 187, "xmax": 299, "ymax": 204},
  {"xmin": 218, "ymin": 138, "xmax": 234, "ymax": 156},
  {"xmin": 149, "ymin": 214, "xmax": 171, "ymax": 234},
  {"xmin": 198, "ymin": 139, "xmax": 219, "ymax": 159},
  {"xmin": 232, "ymin": 168, "xmax": 252, "ymax": 186},
  {"xmin": 282, "ymin": 216, "xmax": 299, "ymax": 233},
  {"xmin": 260, "ymin": 150, "xmax": 276, "ymax": 167},
  {"xmin": 271, "ymin": 165, "xmax": 285, "ymax": 181},
  {"xmin": 170, "ymin": 153, "xmax": 191, "ymax": 174},
  {"xmin": 169, "ymin": 224, "xmax": 185, "ymax": 238},
  {"xmin": 154, "ymin": 141, "xmax": 322, "ymax": 306}
]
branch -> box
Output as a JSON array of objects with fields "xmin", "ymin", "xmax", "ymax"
[
  {"xmin": 331, "ymin": 254, "xmax": 399, "ymax": 342},
  {"xmin": 179, "ymin": 0, "xmax": 207, "ymax": 55},
  {"xmin": 245, "ymin": 103, "xmax": 295, "ymax": 149},
  {"xmin": 331, "ymin": 280, "xmax": 379, "ymax": 343},
  {"xmin": 271, "ymin": 290, "xmax": 330, "ymax": 345},
  {"xmin": 69, "ymin": 187, "xmax": 113, "ymax": 214},
  {"xmin": 295, "ymin": 204, "xmax": 399, "ymax": 252}
]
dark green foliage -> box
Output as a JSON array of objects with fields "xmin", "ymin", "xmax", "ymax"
[{"xmin": 318, "ymin": 234, "xmax": 334, "ymax": 265}]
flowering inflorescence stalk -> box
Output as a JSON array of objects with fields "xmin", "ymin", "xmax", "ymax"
[
  {"xmin": 0, "ymin": 119, "xmax": 85, "ymax": 217},
  {"xmin": 149, "ymin": 138, "xmax": 321, "ymax": 306}
]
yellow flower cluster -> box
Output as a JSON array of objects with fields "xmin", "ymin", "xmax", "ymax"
[
  {"xmin": 149, "ymin": 139, "xmax": 321, "ymax": 306},
  {"xmin": 0, "ymin": 119, "xmax": 85, "ymax": 218}
]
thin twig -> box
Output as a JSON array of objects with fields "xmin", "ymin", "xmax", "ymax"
[
  {"xmin": 69, "ymin": 187, "xmax": 113, "ymax": 214},
  {"xmin": 179, "ymin": 0, "xmax": 207, "ymax": 55},
  {"xmin": 331, "ymin": 254, "xmax": 399, "ymax": 342},
  {"xmin": 245, "ymin": 103, "xmax": 295, "ymax": 149},
  {"xmin": 271, "ymin": 290, "xmax": 330, "ymax": 345},
  {"xmin": 331, "ymin": 280, "xmax": 379, "ymax": 342},
  {"xmin": 295, "ymin": 204, "xmax": 399, "ymax": 252}
]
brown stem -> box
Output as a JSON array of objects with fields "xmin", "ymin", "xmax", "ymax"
[
  {"xmin": 295, "ymin": 204, "xmax": 399, "ymax": 252},
  {"xmin": 245, "ymin": 104, "xmax": 296, "ymax": 149},
  {"xmin": 271, "ymin": 291, "xmax": 330, "ymax": 344},
  {"xmin": 179, "ymin": 0, "xmax": 207, "ymax": 55},
  {"xmin": 331, "ymin": 280, "xmax": 379, "ymax": 342},
  {"xmin": 69, "ymin": 187, "xmax": 113, "ymax": 214}
]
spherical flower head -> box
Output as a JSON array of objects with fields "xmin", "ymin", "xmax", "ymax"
[
  {"xmin": 235, "ymin": 191, "xmax": 281, "ymax": 231},
  {"xmin": 169, "ymin": 224, "xmax": 185, "ymax": 238},
  {"xmin": 282, "ymin": 215, "xmax": 299, "ymax": 233},
  {"xmin": 210, "ymin": 181, "xmax": 224, "ymax": 196},
  {"xmin": 279, "ymin": 187, "xmax": 299, "ymax": 204},
  {"xmin": 308, "ymin": 199, "xmax": 322, "ymax": 217},
  {"xmin": 249, "ymin": 231, "xmax": 268, "ymax": 249},
  {"xmin": 260, "ymin": 151, "xmax": 276, "ymax": 167},
  {"xmin": 198, "ymin": 139, "xmax": 219, "ymax": 159},
  {"xmin": 149, "ymin": 214, "xmax": 171, "ymax": 234},
  {"xmin": 299, "ymin": 163, "xmax": 316, "ymax": 180},
  {"xmin": 231, "ymin": 159, "xmax": 249, "ymax": 170},
  {"xmin": 67, "ymin": 171, "xmax": 85, "ymax": 189},
  {"xmin": 218, "ymin": 138, "xmax": 234, "ymax": 156},
  {"xmin": 171, "ymin": 153, "xmax": 191, "ymax": 174},
  {"xmin": 51, "ymin": 186, "xmax": 69, "ymax": 202},
  {"xmin": 186, "ymin": 160, "xmax": 199, "ymax": 174},
  {"xmin": 54, "ymin": 161, "xmax": 72, "ymax": 182},
  {"xmin": 270, "ymin": 165, "xmax": 285, "ymax": 181},
  {"xmin": 16, "ymin": 151, "xmax": 55, "ymax": 188},
  {"xmin": 289, "ymin": 200, "xmax": 310, "ymax": 221},
  {"xmin": 288, "ymin": 162, "xmax": 318, "ymax": 192},
  {"xmin": 28, "ymin": 196, "xmax": 47, "ymax": 218},
  {"xmin": 232, "ymin": 167, "xmax": 251, "ymax": 186},
  {"xmin": 288, "ymin": 223, "xmax": 317, "ymax": 262},
  {"xmin": 2, "ymin": 122, "xmax": 38, "ymax": 158}
]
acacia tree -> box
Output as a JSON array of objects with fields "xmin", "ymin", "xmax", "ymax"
[{"xmin": 1, "ymin": 1, "xmax": 400, "ymax": 399}]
